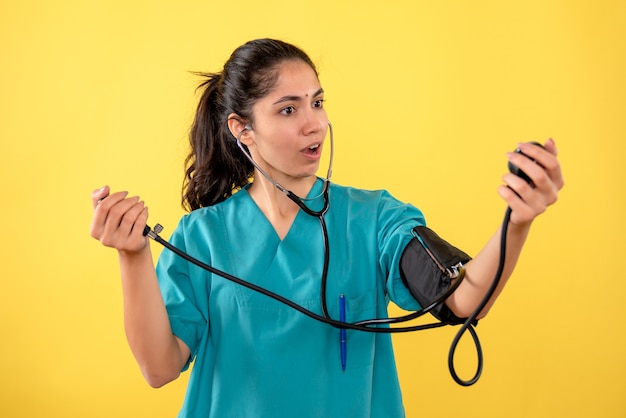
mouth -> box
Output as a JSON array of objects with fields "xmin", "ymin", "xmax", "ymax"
[{"xmin": 303, "ymin": 143, "xmax": 321, "ymax": 156}]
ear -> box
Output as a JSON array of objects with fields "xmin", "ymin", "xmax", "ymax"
[{"xmin": 227, "ymin": 113, "xmax": 253, "ymax": 144}]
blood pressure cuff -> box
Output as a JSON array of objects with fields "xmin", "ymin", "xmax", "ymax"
[{"xmin": 400, "ymin": 226, "xmax": 473, "ymax": 324}]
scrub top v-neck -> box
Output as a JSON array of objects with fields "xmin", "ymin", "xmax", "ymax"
[{"xmin": 156, "ymin": 178, "xmax": 426, "ymax": 417}]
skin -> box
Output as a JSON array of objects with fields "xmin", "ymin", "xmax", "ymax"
[
  {"xmin": 227, "ymin": 60, "xmax": 328, "ymax": 239},
  {"xmin": 90, "ymin": 59, "xmax": 564, "ymax": 388}
]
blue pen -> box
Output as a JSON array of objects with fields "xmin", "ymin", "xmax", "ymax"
[{"xmin": 339, "ymin": 294, "xmax": 347, "ymax": 371}]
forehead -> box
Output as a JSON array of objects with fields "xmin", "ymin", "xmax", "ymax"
[{"xmin": 266, "ymin": 60, "xmax": 322, "ymax": 99}]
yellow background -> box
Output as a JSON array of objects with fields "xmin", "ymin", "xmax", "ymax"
[{"xmin": 1, "ymin": 0, "xmax": 624, "ymax": 417}]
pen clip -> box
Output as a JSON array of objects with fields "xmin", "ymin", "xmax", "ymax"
[{"xmin": 339, "ymin": 294, "xmax": 347, "ymax": 371}]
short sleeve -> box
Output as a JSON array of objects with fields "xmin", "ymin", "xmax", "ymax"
[
  {"xmin": 375, "ymin": 191, "xmax": 426, "ymax": 311},
  {"xmin": 155, "ymin": 217, "xmax": 209, "ymax": 370}
]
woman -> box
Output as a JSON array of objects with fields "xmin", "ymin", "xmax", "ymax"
[{"xmin": 90, "ymin": 38, "xmax": 563, "ymax": 417}]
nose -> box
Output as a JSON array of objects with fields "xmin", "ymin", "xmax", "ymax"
[{"xmin": 301, "ymin": 108, "xmax": 327, "ymax": 136}]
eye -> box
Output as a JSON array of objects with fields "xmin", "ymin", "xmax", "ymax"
[
  {"xmin": 280, "ymin": 105, "xmax": 296, "ymax": 115},
  {"xmin": 313, "ymin": 99, "xmax": 324, "ymax": 108}
]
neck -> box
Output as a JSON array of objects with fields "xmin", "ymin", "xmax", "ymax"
[
  {"xmin": 248, "ymin": 174, "xmax": 317, "ymax": 240},
  {"xmin": 249, "ymin": 173, "xmax": 316, "ymax": 215}
]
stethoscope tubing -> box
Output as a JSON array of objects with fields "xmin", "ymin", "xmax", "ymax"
[
  {"xmin": 143, "ymin": 119, "xmax": 512, "ymax": 385},
  {"xmin": 146, "ymin": 223, "xmax": 457, "ymax": 333},
  {"xmin": 143, "ymin": 200, "xmax": 510, "ymax": 387}
]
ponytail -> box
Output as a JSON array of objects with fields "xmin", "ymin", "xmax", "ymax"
[
  {"xmin": 182, "ymin": 73, "xmax": 253, "ymax": 211},
  {"xmin": 181, "ymin": 38, "xmax": 318, "ymax": 211}
]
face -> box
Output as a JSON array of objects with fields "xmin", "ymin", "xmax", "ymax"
[{"xmin": 244, "ymin": 60, "xmax": 328, "ymax": 185}]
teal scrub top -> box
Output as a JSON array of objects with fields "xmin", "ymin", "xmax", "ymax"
[{"xmin": 156, "ymin": 179, "xmax": 426, "ymax": 417}]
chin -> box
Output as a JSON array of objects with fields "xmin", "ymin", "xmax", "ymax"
[
  {"xmin": 295, "ymin": 166, "xmax": 321, "ymax": 179},
  {"xmin": 297, "ymin": 173, "xmax": 317, "ymax": 179}
]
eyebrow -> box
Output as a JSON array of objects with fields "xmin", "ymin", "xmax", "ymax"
[{"xmin": 272, "ymin": 88, "xmax": 324, "ymax": 105}]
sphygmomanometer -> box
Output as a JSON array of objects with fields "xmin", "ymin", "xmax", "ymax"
[{"xmin": 142, "ymin": 132, "xmax": 543, "ymax": 386}]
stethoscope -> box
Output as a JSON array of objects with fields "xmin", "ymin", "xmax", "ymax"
[{"xmin": 143, "ymin": 120, "xmax": 511, "ymax": 386}]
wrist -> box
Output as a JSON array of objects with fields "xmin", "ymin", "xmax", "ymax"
[{"xmin": 118, "ymin": 239, "xmax": 152, "ymax": 260}]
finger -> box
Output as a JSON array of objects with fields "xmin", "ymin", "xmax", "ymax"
[
  {"xmin": 540, "ymin": 139, "xmax": 565, "ymax": 190},
  {"xmin": 502, "ymin": 172, "xmax": 535, "ymax": 201},
  {"xmin": 498, "ymin": 184, "xmax": 545, "ymax": 225},
  {"xmin": 98, "ymin": 196, "xmax": 142, "ymax": 247},
  {"xmin": 97, "ymin": 191, "xmax": 130, "ymax": 213},
  {"xmin": 506, "ymin": 162, "xmax": 558, "ymax": 213},
  {"xmin": 516, "ymin": 140, "xmax": 563, "ymax": 189},
  {"xmin": 91, "ymin": 185, "xmax": 110, "ymax": 209},
  {"xmin": 117, "ymin": 198, "xmax": 146, "ymax": 237},
  {"xmin": 507, "ymin": 150, "xmax": 546, "ymax": 187},
  {"xmin": 99, "ymin": 204, "xmax": 149, "ymax": 253},
  {"xmin": 503, "ymin": 168, "xmax": 549, "ymax": 209},
  {"xmin": 515, "ymin": 142, "xmax": 548, "ymax": 167},
  {"xmin": 498, "ymin": 184, "xmax": 526, "ymax": 212},
  {"xmin": 102, "ymin": 195, "xmax": 139, "ymax": 235},
  {"xmin": 118, "ymin": 203, "xmax": 150, "ymax": 252},
  {"xmin": 510, "ymin": 144, "xmax": 561, "ymax": 191},
  {"xmin": 542, "ymin": 138, "xmax": 558, "ymax": 157},
  {"xmin": 91, "ymin": 191, "xmax": 130, "ymax": 240},
  {"xmin": 130, "ymin": 205, "xmax": 150, "ymax": 240}
]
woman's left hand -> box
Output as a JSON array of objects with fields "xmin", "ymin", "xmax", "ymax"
[{"xmin": 498, "ymin": 138, "xmax": 564, "ymax": 225}]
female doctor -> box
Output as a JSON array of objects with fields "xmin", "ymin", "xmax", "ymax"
[{"xmin": 90, "ymin": 38, "xmax": 563, "ymax": 417}]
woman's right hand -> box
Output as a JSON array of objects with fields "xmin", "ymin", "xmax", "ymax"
[{"xmin": 90, "ymin": 185, "xmax": 149, "ymax": 254}]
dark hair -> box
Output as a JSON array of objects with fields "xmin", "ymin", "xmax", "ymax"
[{"xmin": 182, "ymin": 38, "xmax": 318, "ymax": 211}]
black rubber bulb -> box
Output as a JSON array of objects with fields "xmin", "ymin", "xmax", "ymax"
[{"xmin": 508, "ymin": 141, "xmax": 544, "ymax": 184}]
